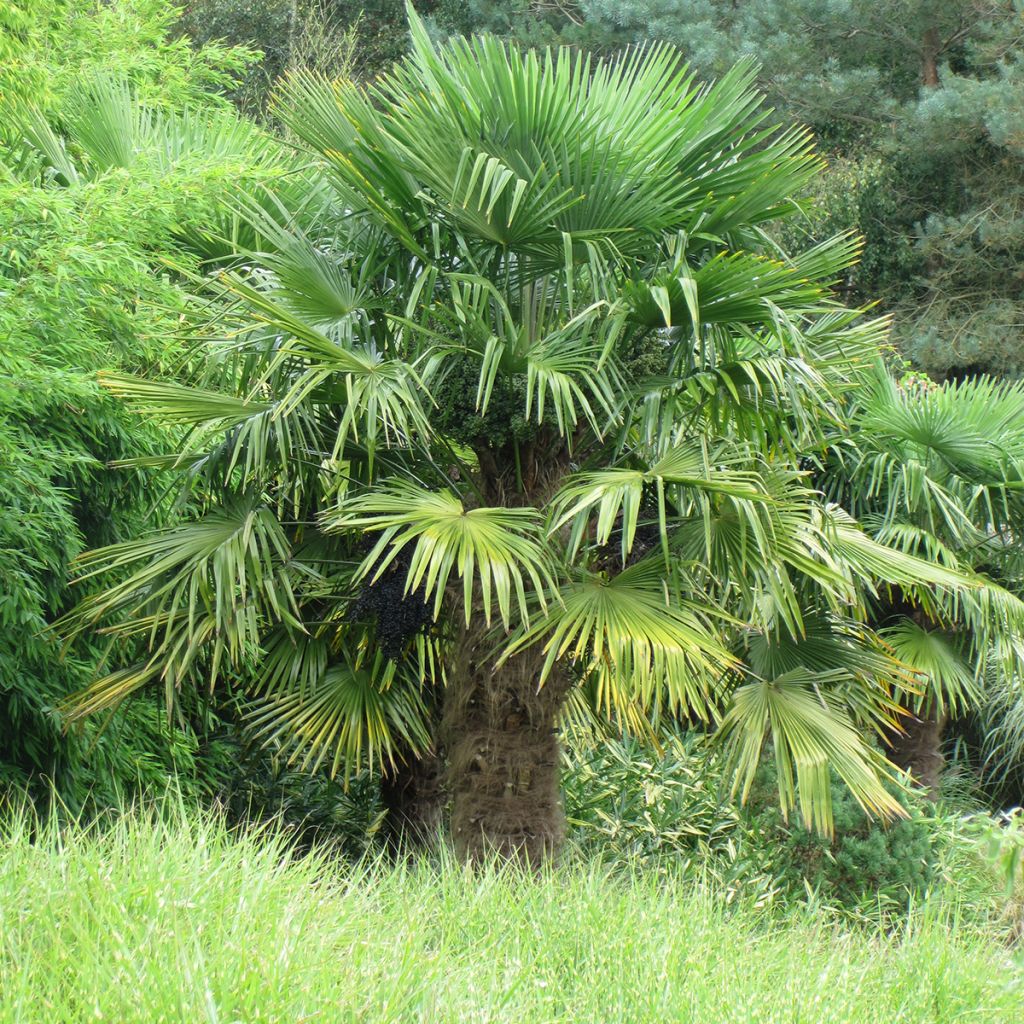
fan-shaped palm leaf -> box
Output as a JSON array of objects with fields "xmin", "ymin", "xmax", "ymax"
[
  {"xmin": 717, "ymin": 669, "xmax": 904, "ymax": 835},
  {"xmin": 246, "ymin": 643, "xmax": 432, "ymax": 780},
  {"xmin": 61, "ymin": 505, "xmax": 300, "ymax": 696},
  {"xmin": 549, "ymin": 438, "xmax": 768, "ymax": 562},
  {"xmin": 880, "ymin": 620, "xmax": 978, "ymax": 716},
  {"xmin": 502, "ymin": 558, "xmax": 736, "ymax": 717},
  {"xmin": 323, "ymin": 482, "xmax": 556, "ymax": 628}
]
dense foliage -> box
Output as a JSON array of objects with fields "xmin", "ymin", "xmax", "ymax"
[
  {"xmin": 565, "ymin": 732, "xmax": 939, "ymax": 911},
  {"xmin": 177, "ymin": 0, "xmax": 359, "ymax": 111},
  {"xmin": 1, "ymin": 0, "xmax": 1023, "ymax": 900},
  {"xmin": 0, "ymin": 176, "xmax": 188, "ymax": 801},
  {"xmin": 0, "ymin": 0, "xmax": 264, "ymax": 807},
  {"xmin": 50, "ymin": 4, "xmax": 1024, "ymax": 876},
  {"xmin": 424, "ymin": 2, "xmax": 1024, "ymax": 382}
]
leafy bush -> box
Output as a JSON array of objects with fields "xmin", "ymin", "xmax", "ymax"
[
  {"xmin": 0, "ymin": 178, "xmax": 187, "ymax": 804},
  {"xmin": 177, "ymin": 0, "xmax": 296, "ymax": 111},
  {"xmin": 0, "ymin": 1, "xmax": 275, "ymax": 812},
  {"xmin": 207, "ymin": 727, "xmax": 386, "ymax": 856},
  {"xmin": 564, "ymin": 730, "xmax": 940, "ymax": 912},
  {"xmin": 0, "ymin": 0, "xmax": 252, "ymax": 135},
  {"xmin": 563, "ymin": 734, "xmax": 775, "ymax": 890},
  {"xmin": 774, "ymin": 153, "xmax": 920, "ymax": 308},
  {"xmin": 745, "ymin": 763, "xmax": 937, "ymax": 912}
]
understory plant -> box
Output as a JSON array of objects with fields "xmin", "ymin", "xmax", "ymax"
[{"xmin": 564, "ymin": 731, "xmax": 938, "ymax": 913}]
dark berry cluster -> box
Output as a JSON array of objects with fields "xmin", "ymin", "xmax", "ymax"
[{"xmin": 348, "ymin": 554, "xmax": 434, "ymax": 660}]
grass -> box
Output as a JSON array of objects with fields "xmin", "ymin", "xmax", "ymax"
[{"xmin": 1, "ymin": 805, "xmax": 1022, "ymax": 1023}]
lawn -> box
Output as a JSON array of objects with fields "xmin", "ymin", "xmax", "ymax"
[{"xmin": 1, "ymin": 808, "xmax": 1021, "ymax": 1023}]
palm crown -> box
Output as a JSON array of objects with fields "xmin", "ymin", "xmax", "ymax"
[{"xmin": 59, "ymin": 5, "xmax": 1021, "ymax": 861}]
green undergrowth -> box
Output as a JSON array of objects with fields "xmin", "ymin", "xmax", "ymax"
[
  {"xmin": 1, "ymin": 803, "xmax": 1022, "ymax": 1023},
  {"xmin": 563, "ymin": 732, "xmax": 993, "ymax": 919}
]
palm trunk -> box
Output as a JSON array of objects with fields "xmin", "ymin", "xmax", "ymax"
[
  {"xmin": 443, "ymin": 626, "xmax": 569, "ymax": 867},
  {"xmin": 889, "ymin": 707, "xmax": 947, "ymax": 799},
  {"xmin": 379, "ymin": 747, "xmax": 445, "ymax": 850}
]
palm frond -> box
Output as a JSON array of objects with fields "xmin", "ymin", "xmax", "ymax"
[
  {"xmin": 205, "ymin": 268, "xmax": 433, "ymax": 463},
  {"xmin": 20, "ymin": 106, "xmax": 80, "ymax": 185},
  {"xmin": 503, "ymin": 557, "xmax": 736, "ymax": 717},
  {"xmin": 549, "ymin": 438, "xmax": 767, "ymax": 562},
  {"xmin": 323, "ymin": 482, "xmax": 556, "ymax": 627},
  {"xmin": 99, "ymin": 371, "xmax": 326, "ymax": 491},
  {"xmin": 60, "ymin": 75, "xmax": 268, "ymax": 177},
  {"xmin": 880, "ymin": 620, "xmax": 978, "ymax": 716},
  {"xmin": 99, "ymin": 373, "xmax": 273, "ymax": 428},
  {"xmin": 822, "ymin": 506, "xmax": 976, "ymax": 593},
  {"xmin": 246, "ymin": 641, "xmax": 432, "ymax": 780},
  {"xmin": 717, "ymin": 668, "xmax": 905, "ymax": 835},
  {"xmin": 625, "ymin": 234, "xmax": 861, "ymax": 331},
  {"xmin": 60, "ymin": 506, "xmax": 300, "ymax": 700}
]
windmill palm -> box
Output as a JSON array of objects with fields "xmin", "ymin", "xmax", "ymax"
[
  {"xmin": 822, "ymin": 369, "xmax": 1024, "ymax": 793},
  {"xmin": 59, "ymin": 6, "xmax": 997, "ymax": 862}
]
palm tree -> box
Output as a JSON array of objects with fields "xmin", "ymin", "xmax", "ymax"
[
  {"xmin": 822, "ymin": 369, "xmax": 1024, "ymax": 794},
  {"xmin": 59, "ymin": 6, "xmax": 996, "ymax": 862}
]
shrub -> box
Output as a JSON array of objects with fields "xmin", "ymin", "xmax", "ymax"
[
  {"xmin": 207, "ymin": 726, "xmax": 385, "ymax": 856},
  {"xmin": 562, "ymin": 732, "xmax": 778, "ymax": 902},
  {"xmin": 0, "ymin": 178, "xmax": 187, "ymax": 805},
  {"xmin": 0, "ymin": 5, "xmax": 274, "ymax": 809},
  {"xmin": 745, "ymin": 763, "xmax": 938, "ymax": 912},
  {"xmin": 0, "ymin": 0, "xmax": 252, "ymax": 136},
  {"xmin": 177, "ymin": 0, "xmax": 296, "ymax": 111},
  {"xmin": 563, "ymin": 729, "xmax": 940, "ymax": 912}
]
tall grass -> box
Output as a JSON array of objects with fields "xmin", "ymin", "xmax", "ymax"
[{"xmin": 1, "ymin": 803, "xmax": 1022, "ymax": 1023}]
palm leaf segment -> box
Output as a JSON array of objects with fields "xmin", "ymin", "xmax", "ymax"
[
  {"xmin": 323, "ymin": 483, "xmax": 556, "ymax": 629},
  {"xmin": 247, "ymin": 636, "xmax": 433, "ymax": 782},
  {"xmin": 61, "ymin": 505, "xmax": 300, "ymax": 716},
  {"xmin": 57, "ymin": 5, "xmax": 1009, "ymax": 828}
]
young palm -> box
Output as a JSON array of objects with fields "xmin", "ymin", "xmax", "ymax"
[
  {"xmin": 61, "ymin": 6, "xmax": 984, "ymax": 861},
  {"xmin": 822, "ymin": 369, "xmax": 1024, "ymax": 793}
]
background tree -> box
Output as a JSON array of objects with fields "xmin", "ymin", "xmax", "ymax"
[
  {"xmin": 584, "ymin": 1, "xmax": 1024, "ymax": 380},
  {"xmin": 177, "ymin": 0, "xmax": 361, "ymax": 112}
]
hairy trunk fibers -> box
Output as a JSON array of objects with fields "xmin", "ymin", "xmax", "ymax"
[
  {"xmin": 889, "ymin": 707, "xmax": 948, "ymax": 799},
  {"xmin": 443, "ymin": 626, "xmax": 570, "ymax": 867},
  {"xmin": 379, "ymin": 747, "xmax": 446, "ymax": 851}
]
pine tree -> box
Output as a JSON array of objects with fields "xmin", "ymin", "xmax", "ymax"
[{"xmin": 573, "ymin": 1, "xmax": 1024, "ymax": 378}]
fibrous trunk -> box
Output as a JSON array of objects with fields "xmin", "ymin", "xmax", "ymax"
[
  {"xmin": 889, "ymin": 707, "xmax": 948, "ymax": 799},
  {"xmin": 379, "ymin": 747, "xmax": 445, "ymax": 850},
  {"xmin": 443, "ymin": 626, "xmax": 569, "ymax": 867}
]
